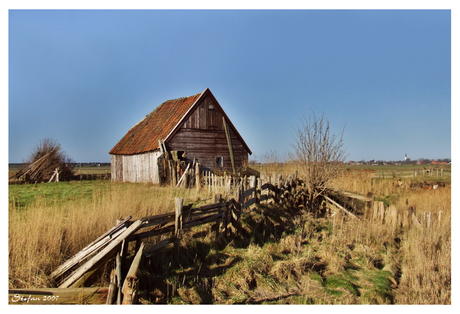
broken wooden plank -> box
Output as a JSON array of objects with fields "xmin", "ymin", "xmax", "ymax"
[
  {"xmin": 9, "ymin": 287, "xmax": 109, "ymax": 305},
  {"xmin": 330, "ymin": 187, "xmax": 372, "ymax": 202},
  {"xmin": 50, "ymin": 217, "xmax": 132, "ymax": 281},
  {"xmin": 176, "ymin": 163, "xmax": 190, "ymax": 188},
  {"xmin": 59, "ymin": 220, "xmax": 144, "ymax": 288},
  {"xmin": 325, "ymin": 195, "xmax": 361, "ymax": 220}
]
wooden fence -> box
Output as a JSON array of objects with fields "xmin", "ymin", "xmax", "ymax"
[
  {"xmin": 72, "ymin": 172, "xmax": 111, "ymax": 181},
  {"xmin": 328, "ymin": 188, "xmax": 443, "ymax": 231},
  {"xmin": 363, "ymin": 167, "xmax": 446, "ymax": 179},
  {"xmin": 365, "ymin": 199, "xmax": 443, "ymax": 230},
  {"xmin": 9, "ymin": 173, "xmax": 305, "ymax": 305}
]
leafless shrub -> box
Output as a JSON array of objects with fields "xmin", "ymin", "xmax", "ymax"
[{"xmin": 290, "ymin": 112, "xmax": 347, "ymax": 210}]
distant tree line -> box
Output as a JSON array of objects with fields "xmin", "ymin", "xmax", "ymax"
[{"xmin": 348, "ymin": 158, "xmax": 450, "ymax": 165}]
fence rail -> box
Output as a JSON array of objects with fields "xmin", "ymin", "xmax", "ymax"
[{"xmin": 361, "ymin": 167, "xmax": 446, "ymax": 178}]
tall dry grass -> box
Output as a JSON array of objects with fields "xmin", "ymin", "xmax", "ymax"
[
  {"xmin": 331, "ymin": 171, "xmax": 452, "ymax": 304},
  {"xmin": 8, "ymin": 182, "xmax": 216, "ymax": 289},
  {"xmin": 9, "ymin": 166, "xmax": 451, "ymax": 304},
  {"xmin": 394, "ymin": 187, "xmax": 451, "ymax": 304}
]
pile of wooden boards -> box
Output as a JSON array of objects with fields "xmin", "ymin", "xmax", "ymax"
[
  {"xmin": 49, "ymin": 216, "xmax": 147, "ymax": 304},
  {"xmin": 10, "ymin": 146, "xmax": 60, "ymax": 183}
]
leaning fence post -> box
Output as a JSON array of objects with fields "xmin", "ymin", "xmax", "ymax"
[{"xmin": 174, "ymin": 197, "xmax": 183, "ymax": 260}]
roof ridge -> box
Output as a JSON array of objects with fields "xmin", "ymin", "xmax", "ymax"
[
  {"xmin": 109, "ymin": 89, "xmax": 206, "ymax": 155},
  {"xmin": 129, "ymin": 92, "xmax": 204, "ymax": 132}
]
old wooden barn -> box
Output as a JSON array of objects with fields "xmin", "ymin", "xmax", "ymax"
[{"xmin": 109, "ymin": 88, "xmax": 252, "ymax": 183}]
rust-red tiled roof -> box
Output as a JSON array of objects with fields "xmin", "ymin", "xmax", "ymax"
[{"xmin": 109, "ymin": 91, "xmax": 203, "ymax": 155}]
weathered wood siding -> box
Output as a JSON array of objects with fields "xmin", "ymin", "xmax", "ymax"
[
  {"xmin": 111, "ymin": 151, "xmax": 161, "ymax": 183},
  {"xmin": 168, "ymin": 94, "xmax": 249, "ymax": 171},
  {"xmin": 182, "ymin": 94, "xmax": 225, "ymax": 131}
]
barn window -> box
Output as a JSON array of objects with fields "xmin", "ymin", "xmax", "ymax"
[
  {"xmin": 216, "ymin": 156, "xmax": 224, "ymax": 167},
  {"xmin": 208, "ymin": 104, "xmax": 214, "ymax": 110}
]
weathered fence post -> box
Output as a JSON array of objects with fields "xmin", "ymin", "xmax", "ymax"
[
  {"xmin": 116, "ymin": 252, "xmax": 123, "ymax": 304},
  {"xmin": 379, "ymin": 202, "xmax": 385, "ymax": 224},
  {"xmin": 276, "ymin": 175, "xmax": 282, "ymax": 205},
  {"xmin": 256, "ymin": 177, "xmax": 262, "ymax": 206},
  {"xmin": 388, "ymin": 205, "xmax": 398, "ymax": 228},
  {"xmin": 122, "ymin": 243, "xmax": 144, "ymax": 304},
  {"xmin": 211, "ymin": 173, "xmax": 214, "ymax": 192},
  {"xmin": 224, "ymin": 200, "xmax": 230, "ymax": 237},
  {"xmin": 225, "ymin": 175, "xmax": 232, "ymax": 196},
  {"xmin": 407, "ymin": 206, "xmax": 414, "ymax": 228},
  {"xmin": 364, "ymin": 193, "xmax": 374, "ymax": 220},
  {"xmin": 403, "ymin": 199, "xmax": 410, "ymax": 228},
  {"xmin": 235, "ymin": 184, "xmax": 243, "ymax": 234},
  {"xmin": 196, "ymin": 163, "xmax": 201, "ymax": 191},
  {"xmin": 373, "ymin": 202, "xmax": 379, "ymax": 221},
  {"xmin": 213, "ymin": 194, "xmax": 222, "ymax": 239},
  {"xmin": 106, "ymin": 269, "xmax": 117, "ymax": 304},
  {"xmin": 171, "ymin": 161, "xmax": 177, "ymax": 187},
  {"xmin": 427, "ymin": 211, "xmax": 432, "ymax": 229},
  {"xmin": 174, "ymin": 197, "xmax": 183, "ymax": 260},
  {"xmin": 249, "ymin": 175, "xmax": 256, "ymax": 210}
]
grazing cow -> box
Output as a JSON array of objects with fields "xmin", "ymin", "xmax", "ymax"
[{"xmin": 397, "ymin": 178, "xmax": 403, "ymax": 186}]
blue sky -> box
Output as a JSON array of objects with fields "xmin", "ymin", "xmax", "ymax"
[{"xmin": 8, "ymin": 8, "xmax": 452, "ymax": 163}]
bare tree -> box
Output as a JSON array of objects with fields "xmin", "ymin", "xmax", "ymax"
[{"xmin": 290, "ymin": 112, "xmax": 347, "ymax": 211}]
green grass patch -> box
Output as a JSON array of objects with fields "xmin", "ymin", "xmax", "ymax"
[
  {"xmin": 8, "ymin": 180, "xmax": 111, "ymax": 209},
  {"xmin": 323, "ymin": 274, "xmax": 359, "ymax": 296}
]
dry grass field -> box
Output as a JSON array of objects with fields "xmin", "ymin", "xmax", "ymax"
[{"xmin": 8, "ymin": 163, "xmax": 451, "ymax": 304}]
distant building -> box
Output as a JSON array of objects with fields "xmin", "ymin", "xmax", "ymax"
[{"xmin": 430, "ymin": 161, "xmax": 448, "ymax": 165}]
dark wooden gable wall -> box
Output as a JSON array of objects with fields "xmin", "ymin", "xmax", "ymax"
[{"xmin": 167, "ymin": 94, "xmax": 249, "ymax": 171}]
